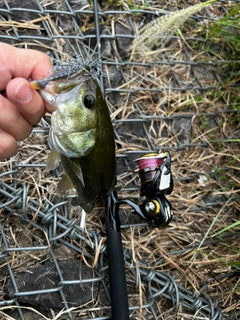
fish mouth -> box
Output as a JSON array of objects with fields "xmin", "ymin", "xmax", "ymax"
[{"xmin": 40, "ymin": 81, "xmax": 82, "ymax": 108}]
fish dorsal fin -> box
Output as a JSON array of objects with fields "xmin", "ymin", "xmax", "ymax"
[
  {"xmin": 70, "ymin": 160, "xmax": 85, "ymax": 187},
  {"xmin": 46, "ymin": 149, "xmax": 61, "ymax": 171},
  {"xmin": 57, "ymin": 174, "xmax": 74, "ymax": 195}
]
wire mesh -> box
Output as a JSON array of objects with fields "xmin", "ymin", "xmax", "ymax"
[{"xmin": 0, "ymin": 0, "xmax": 240, "ymax": 319}]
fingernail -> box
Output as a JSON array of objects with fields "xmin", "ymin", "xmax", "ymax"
[{"xmin": 14, "ymin": 82, "xmax": 33, "ymax": 103}]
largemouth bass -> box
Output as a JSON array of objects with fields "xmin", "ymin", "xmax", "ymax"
[{"xmin": 31, "ymin": 67, "xmax": 116, "ymax": 213}]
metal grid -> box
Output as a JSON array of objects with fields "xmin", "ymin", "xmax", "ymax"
[{"xmin": 0, "ymin": 0, "xmax": 240, "ymax": 319}]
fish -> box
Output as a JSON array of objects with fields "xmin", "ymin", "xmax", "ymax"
[{"xmin": 31, "ymin": 65, "xmax": 116, "ymax": 213}]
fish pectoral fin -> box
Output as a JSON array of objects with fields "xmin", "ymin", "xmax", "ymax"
[
  {"xmin": 57, "ymin": 174, "xmax": 74, "ymax": 195},
  {"xmin": 46, "ymin": 149, "xmax": 61, "ymax": 171},
  {"xmin": 71, "ymin": 161, "xmax": 85, "ymax": 187},
  {"xmin": 71, "ymin": 197, "xmax": 94, "ymax": 213}
]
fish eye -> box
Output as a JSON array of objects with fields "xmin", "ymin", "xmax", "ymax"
[{"xmin": 83, "ymin": 94, "xmax": 96, "ymax": 109}]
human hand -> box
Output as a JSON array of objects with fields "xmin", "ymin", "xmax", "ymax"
[{"xmin": 0, "ymin": 42, "xmax": 52, "ymax": 159}]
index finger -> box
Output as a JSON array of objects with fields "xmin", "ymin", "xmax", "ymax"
[{"xmin": 0, "ymin": 43, "xmax": 52, "ymax": 91}]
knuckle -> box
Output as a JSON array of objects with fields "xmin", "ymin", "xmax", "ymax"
[
  {"xmin": 0, "ymin": 134, "xmax": 17, "ymax": 159},
  {"xmin": 19, "ymin": 126, "xmax": 32, "ymax": 141}
]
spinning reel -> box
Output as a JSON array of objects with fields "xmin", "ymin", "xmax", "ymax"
[{"xmin": 106, "ymin": 152, "xmax": 173, "ymax": 229}]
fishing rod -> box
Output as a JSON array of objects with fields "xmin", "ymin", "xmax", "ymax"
[{"xmin": 105, "ymin": 152, "xmax": 173, "ymax": 319}]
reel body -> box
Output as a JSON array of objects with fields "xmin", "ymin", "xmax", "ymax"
[
  {"xmin": 137, "ymin": 152, "xmax": 173, "ymax": 227},
  {"xmin": 107, "ymin": 152, "xmax": 173, "ymax": 229}
]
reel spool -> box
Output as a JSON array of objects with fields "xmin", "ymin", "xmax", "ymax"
[{"xmin": 136, "ymin": 152, "xmax": 173, "ymax": 197}]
